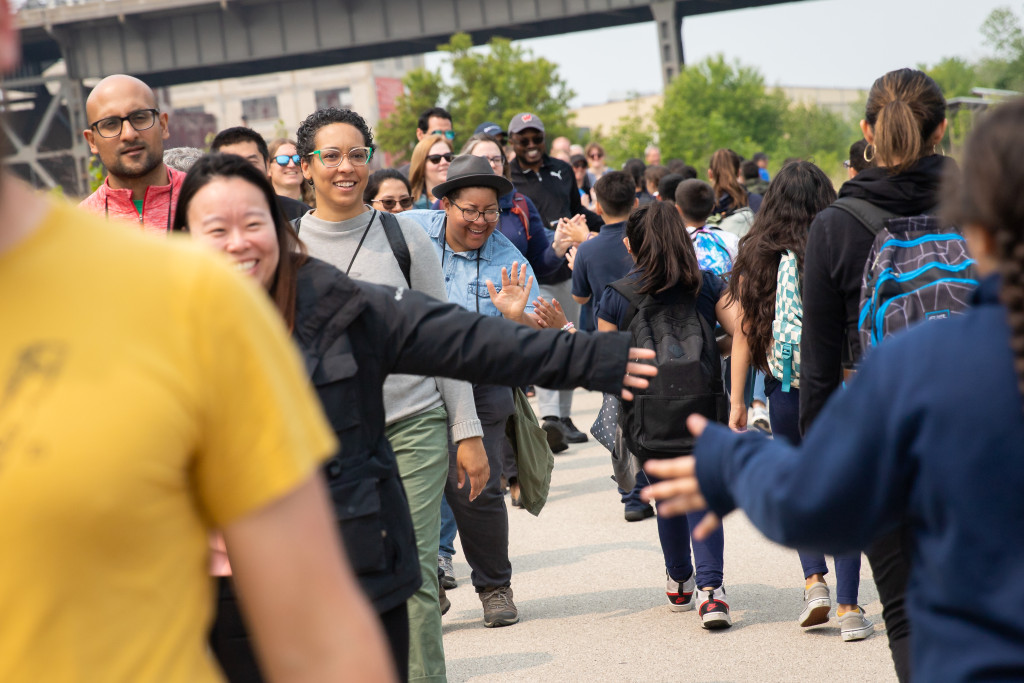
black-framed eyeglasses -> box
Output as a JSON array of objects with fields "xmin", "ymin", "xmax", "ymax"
[
  {"xmin": 372, "ymin": 196, "xmax": 414, "ymax": 210},
  {"xmin": 308, "ymin": 147, "xmax": 373, "ymax": 167},
  {"xmin": 515, "ymin": 134, "xmax": 545, "ymax": 146},
  {"xmin": 449, "ymin": 200, "xmax": 500, "ymax": 223},
  {"xmin": 89, "ymin": 108, "xmax": 160, "ymax": 138},
  {"xmin": 274, "ymin": 154, "xmax": 301, "ymax": 167},
  {"xmin": 426, "ymin": 153, "xmax": 454, "ymax": 165},
  {"xmin": 480, "ymin": 155, "xmax": 503, "ymax": 167},
  {"xmin": 430, "ymin": 129, "xmax": 455, "ymax": 140}
]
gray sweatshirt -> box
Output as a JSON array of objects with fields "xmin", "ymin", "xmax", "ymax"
[{"xmin": 297, "ymin": 208, "xmax": 483, "ymax": 442}]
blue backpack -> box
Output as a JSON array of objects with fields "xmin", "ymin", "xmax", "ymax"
[
  {"xmin": 832, "ymin": 198, "xmax": 978, "ymax": 354},
  {"xmin": 691, "ymin": 227, "xmax": 733, "ymax": 277}
]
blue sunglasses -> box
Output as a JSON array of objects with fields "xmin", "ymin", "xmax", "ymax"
[{"xmin": 274, "ymin": 154, "xmax": 302, "ymax": 166}]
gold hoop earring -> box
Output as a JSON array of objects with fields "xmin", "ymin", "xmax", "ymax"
[{"xmin": 863, "ymin": 144, "xmax": 875, "ymax": 163}]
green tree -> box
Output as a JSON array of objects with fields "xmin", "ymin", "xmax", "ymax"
[
  {"xmin": 374, "ymin": 68, "xmax": 445, "ymax": 162},
  {"xmin": 979, "ymin": 5, "xmax": 1024, "ymax": 90},
  {"xmin": 920, "ymin": 56, "xmax": 978, "ymax": 98},
  {"xmin": 377, "ymin": 33, "xmax": 575, "ymax": 162},
  {"xmin": 654, "ymin": 55, "xmax": 787, "ymax": 169},
  {"xmin": 774, "ymin": 103, "xmax": 857, "ymax": 177},
  {"xmin": 595, "ymin": 95, "xmax": 657, "ymax": 168}
]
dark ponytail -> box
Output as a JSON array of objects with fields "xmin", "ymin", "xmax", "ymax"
[
  {"xmin": 625, "ymin": 202, "xmax": 702, "ymax": 296},
  {"xmin": 944, "ymin": 98, "xmax": 1024, "ymax": 410},
  {"xmin": 864, "ymin": 68, "xmax": 946, "ymax": 174}
]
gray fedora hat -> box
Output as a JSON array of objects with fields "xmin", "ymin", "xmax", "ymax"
[{"xmin": 430, "ymin": 154, "xmax": 513, "ymax": 200}]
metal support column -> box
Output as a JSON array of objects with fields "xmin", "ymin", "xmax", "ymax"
[{"xmin": 650, "ymin": 1, "xmax": 685, "ymax": 87}]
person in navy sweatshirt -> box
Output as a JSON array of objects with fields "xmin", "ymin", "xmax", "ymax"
[{"xmin": 640, "ymin": 97, "xmax": 1024, "ymax": 682}]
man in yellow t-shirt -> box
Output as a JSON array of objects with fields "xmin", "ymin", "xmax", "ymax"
[{"xmin": 0, "ymin": 165, "xmax": 394, "ymax": 678}]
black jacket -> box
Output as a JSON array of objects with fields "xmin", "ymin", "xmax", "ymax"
[
  {"xmin": 799, "ymin": 155, "xmax": 954, "ymax": 434},
  {"xmin": 510, "ymin": 155, "xmax": 603, "ymax": 245},
  {"xmin": 293, "ymin": 257, "xmax": 633, "ymax": 610}
]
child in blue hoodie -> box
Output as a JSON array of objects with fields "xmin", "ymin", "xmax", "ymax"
[{"xmin": 641, "ymin": 98, "xmax": 1024, "ymax": 682}]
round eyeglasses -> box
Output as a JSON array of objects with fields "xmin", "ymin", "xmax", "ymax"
[{"xmin": 449, "ymin": 200, "xmax": 500, "ymax": 223}]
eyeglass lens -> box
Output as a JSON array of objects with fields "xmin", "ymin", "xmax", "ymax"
[
  {"xmin": 375, "ymin": 197, "xmax": 414, "ymax": 209},
  {"xmin": 315, "ymin": 147, "xmax": 372, "ymax": 167},
  {"xmin": 275, "ymin": 154, "xmax": 301, "ymax": 166},
  {"xmin": 92, "ymin": 109, "xmax": 158, "ymax": 138},
  {"xmin": 426, "ymin": 153, "xmax": 454, "ymax": 164}
]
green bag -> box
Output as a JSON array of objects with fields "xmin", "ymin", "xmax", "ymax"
[{"xmin": 504, "ymin": 388, "xmax": 554, "ymax": 516}]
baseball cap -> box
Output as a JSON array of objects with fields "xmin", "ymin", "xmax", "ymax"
[
  {"xmin": 474, "ymin": 122, "xmax": 504, "ymax": 137},
  {"xmin": 508, "ymin": 113, "xmax": 545, "ymax": 135}
]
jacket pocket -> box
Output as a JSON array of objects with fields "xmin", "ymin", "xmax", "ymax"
[
  {"xmin": 330, "ymin": 478, "xmax": 388, "ymax": 575},
  {"xmin": 312, "ymin": 350, "xmax": 361, "ymax": 435},
  {"xmin": 467, "ymin": 281, "xmax": 498, "ymax": 299}
]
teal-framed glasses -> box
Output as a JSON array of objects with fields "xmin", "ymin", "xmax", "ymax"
[
  {"xmin": 308, "ymin": 146, "xmax": 373, "ymax": 167},
  {"xmin": 430, "ymin": 129, "xmax": 455, "ymax": 141}
]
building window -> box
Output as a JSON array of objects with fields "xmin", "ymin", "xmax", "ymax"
[
  {"xmin": 241, "ymin": 96, "xmax": 278, "ymax": 122},
  {"xmin": 315, "ymin": 87, "xmax": 353, "ymax": 111}
]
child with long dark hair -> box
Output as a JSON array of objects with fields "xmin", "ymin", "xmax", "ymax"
[
  {"xmin": 642, "ymin": 97, "xmax": 1024, "ymax": 682},
  {"xmin": 597, "ymin": 201, "xmax": 739, "ymax": 628},
  {"xmin": 725, "ymin": 162, "xmax": 874, "ymax": 641}
]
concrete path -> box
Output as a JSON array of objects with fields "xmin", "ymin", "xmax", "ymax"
[{"xmin": 441, "ymin": 389, "xmax": 898, "ymax": 682}]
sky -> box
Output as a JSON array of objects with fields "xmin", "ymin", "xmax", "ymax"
[{"xmin": 424, "ymin": 0, "xmax": 1017, "ymax": 107}]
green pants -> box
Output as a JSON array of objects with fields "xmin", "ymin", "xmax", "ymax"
[{"xmin": 387, "ymin": 406, "xmax": 449, "ymax": 683}]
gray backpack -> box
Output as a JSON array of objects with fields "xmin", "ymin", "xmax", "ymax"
[{"xmin": 832, "ymin": 197, "xmax": 978, "ymax": 355}]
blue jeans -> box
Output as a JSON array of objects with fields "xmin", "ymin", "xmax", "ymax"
[
  {"xmin": 619, "ymin": 469, "xmax": 651, "ymax": 511},
  {"xmin": 649, "ymin": 472, "xmax": 725, "ymax": 589},
  {"xmin": 768, "ymin": 385, "xmax": 861, "ymax": 605},
  {"xmin": 439, "ymin": 495, "xmax": 457, "ymax": 559}
]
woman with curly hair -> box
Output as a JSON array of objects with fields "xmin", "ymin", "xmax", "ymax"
[{"xmin": 724, "ymin": 161, "xmax": 873, "ymax": 643}]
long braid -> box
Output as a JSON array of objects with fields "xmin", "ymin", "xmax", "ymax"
[
  {"xmin": 997, "ymin": 234, "xmax": 1024, "ymax": 408},
  {"xmin": 945, "ymin": 98, "xmax": 1024, "ymax": 411}
]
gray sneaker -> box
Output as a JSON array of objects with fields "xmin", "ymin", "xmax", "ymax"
[
  {"xmin": 438, "ymin": 555, "xmax": 457, "ymax": 590},
  {"xmin": 479, "ymin": 586, "xmax": 519, "ymax": 627},
  {"xmin": 839, "ymin": 607, "xmax": 874, "ymax": 641},
  {"xmin": 798, "ymin": 582, "xmax": 832, "ymax": 627}
]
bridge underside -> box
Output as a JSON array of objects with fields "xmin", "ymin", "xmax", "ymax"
[{"xmin": 7, "ymin": 0, "xmax": 805, "ymax": 193}]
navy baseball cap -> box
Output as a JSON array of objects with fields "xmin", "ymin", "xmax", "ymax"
[{"xmin": 474, "ymin": 122, "xmax": 504, "ymax": 137}]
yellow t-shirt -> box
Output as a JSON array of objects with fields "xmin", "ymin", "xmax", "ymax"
[{"xmin": 0, "ymin": 201, "xmax": 337, "ymax": 682}]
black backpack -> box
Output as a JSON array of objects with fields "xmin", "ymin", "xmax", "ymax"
[{"xmin": 610, "ymin": 278, "xmax": 728, "ymax": 461}]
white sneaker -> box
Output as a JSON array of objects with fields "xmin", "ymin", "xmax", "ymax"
[
  {"xmin": 838, "ymin": 607, "xmax": 874, "ymax": 641},
  {"xmin": 697, "ymin": 585, "xmax": 732, "ymax": 629},
  {"xmin": 749, "ymin": 404, "xmax": 771, "ymax": 433},
  {"xmin": 666, "ymin": 570, "xmax": 697, "ymax": 612}
]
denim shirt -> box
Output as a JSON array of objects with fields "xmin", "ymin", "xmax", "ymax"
[{"xmin": 398, "ymin": 210, "xmax": 540, "ymax": 318}]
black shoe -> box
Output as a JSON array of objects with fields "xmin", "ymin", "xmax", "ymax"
[
  {"xmin": 560, "ymin": 417, "xmax": 588, "ymax": 443},
  {"xmin": 439, "ymin": 583, "xmax": 451, "ymax": 616},
  {"xmin": 541, "ymin": 417, "xmax": 569, "ymax": 453},
  {"xmin": 624, "ymin": 506, "xmax": 655, "ymax": 522}
]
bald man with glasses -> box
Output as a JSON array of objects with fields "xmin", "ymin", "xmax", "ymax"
[{"xmin": 79, "ymin": 75, "xmax": 185, "ymax": 233}]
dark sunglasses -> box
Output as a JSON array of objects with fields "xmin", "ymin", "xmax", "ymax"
[
  {"xmin": 516, "ymin": 134, "xmax": 545, "ymax": 146},
  {"xmin": 426, "ymin": 153, "xmax": 454, "ymax": 164},
  {"xmin": 372, "ymin": 196, "xmax": 415, "ymax": 210},
  {"xmin": 274, "ymin": 154, "xmax": 301, "ymax": 166}
]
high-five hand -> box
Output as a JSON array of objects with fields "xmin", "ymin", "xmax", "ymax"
[{"xmin": 487, "ymin": 261, "xmax": 533, "ymax": 323}]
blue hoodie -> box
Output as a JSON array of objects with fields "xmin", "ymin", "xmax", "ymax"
[{"xmin": 695, "ymin": 275, "xmax": 1024, "ymax": 681}]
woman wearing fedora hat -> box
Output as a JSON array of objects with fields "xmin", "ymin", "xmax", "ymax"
[{"xmin": 399, "ymin": 154, "xmax": 545, "ymax": 629}]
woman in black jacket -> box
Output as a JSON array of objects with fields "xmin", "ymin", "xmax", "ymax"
[
  {"xmin": 800, "ymin": 68, "xmax": 951, "ymax": 683},
  {"xmin": 172, "ymin": 153, "xmax": 655, "ymax": 682}
]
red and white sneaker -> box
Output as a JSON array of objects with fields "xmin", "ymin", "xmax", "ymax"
[
  {"xmin": 698, "ymin": 586, "xmax": 733, "ymax": 629},
  {"xmin": 666, "ymin": 570, "xmax": 697, "ymax": 612}
]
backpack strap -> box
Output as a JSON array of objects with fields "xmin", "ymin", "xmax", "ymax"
[
  {"xmin": 609, "ymin": 277, "xmax": 644, "ymax": 328},
  {"xmin": 510, "ymin": 192, "xmax": 531, "ymax": 239},
  {"xmin": 831, "ymin": 197, "xmax": 898, "ymax": 237},
  {"xmin": 378, "ymin": 211, "xmax": 413, "ymax": 288},
  {"xmin": 295, "ymin": 212, "xmax": 412, "ymax": 288}
]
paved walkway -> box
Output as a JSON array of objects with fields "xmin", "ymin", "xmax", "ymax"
[{"xmin": 441, "ymin": 389, "xmax": 898, "ymax": 682}]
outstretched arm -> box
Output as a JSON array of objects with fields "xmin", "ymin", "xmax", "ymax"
[{"xmin": 643, "ymin": 347, "xmax": 915, "ymax": 556}]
